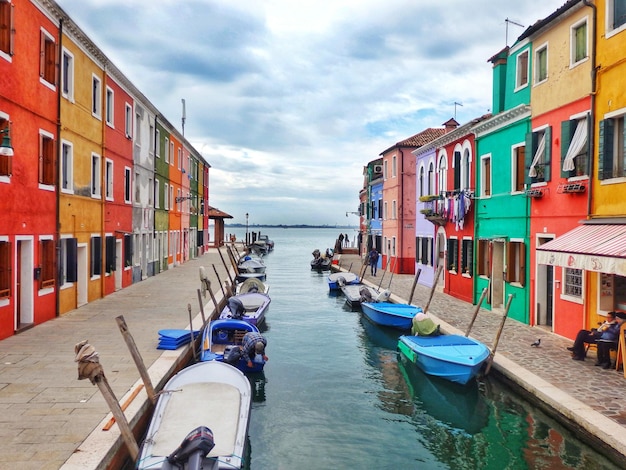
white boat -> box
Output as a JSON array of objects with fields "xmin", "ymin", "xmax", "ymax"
[
  {"xmin": 341, "ymin": 284, "xmax": 384, "ymax": 309},
  {"xmin": 327, "ymin": 272, "xmax": 359, "ymax": 290},
  {"xmin": 236, "ymin": 277, "xmax": 270, "ymax": 294},
  {"xmin": 137, "ymin": 361, "xmax": 251, "ymax": 470}
]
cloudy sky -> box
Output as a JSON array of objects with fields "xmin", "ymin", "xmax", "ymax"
[{"xmin": 56, "ymin": 0, "xmax": 565, "ymax": 227}]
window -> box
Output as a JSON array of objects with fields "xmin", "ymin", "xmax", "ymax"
[
  {"xmin": 61, "ymin": 48, "xmax": 74, "ymax": 100},
  {"xmin": 177, "ymin": 188, "xmax": 182, "ymax": 212},
  {"xmin": 155, "ymin": 129, "xmax": 160, "ymax": 157},
  {"xmin": 452, "ymin": 151, "xmax": 461, "ymax": 192},
  {"xmin": 135, "ymin": 108, "xmax": 142, "ymax": 145},
  {"xmin": 383, "ymin": 160, "xmax": 388, "ymax": 179},
  {"xmin": 571, "ymin": 20, "xmax": 588, "ymax": 65},
  {"xmin": 481, "ymin": 155, "xmax": 491, "ymax": 197},
  {"xmin": 178, "ymin": 147, "xmax": 182, "ymax": 170},
  {"xmin": 392, "ymin": 155, "xmax": 396, "ymax": 177},
  {"xmin": 535, "ymin": 44, "xmax": 548, "ymax": 84},
  {"xmin": 91, "ymin": 236, "xmax": 102, "ymax": 277},
  {"xmin": 0, "ymin": 0, "xmax": 14, "ymax": 58},
  {"xmin": 428, "ymin": 161, "xmax": 435, "ymax": 195},
  {"xmin": 598, "ymin": 114, "xmax": 626, "ymax": 180},
  {"xmin": 135, "ymin": 171, "xmax": 140, "ymax": 203},
  {"xmin": 0, "ymin": 239, "xmax": 10, "ymax": 298},
  {"xmin": 124, "ymin": 234, "xmax": 132, "ymax": 267},
  {"xmin": 170, "ymin": 141, "xmax": 174, "ymax": 166},
  {"xmin": 148, "ymin": 177, "xmax": 153, "ymax": 206},
  {"xmin": 439, "ymin": 154, "xmax": 448, "ymax": 193},
  {"xmin": 164, "ymin": 137, "xmax": 169, "ymax": 163},
  {"xmin": 516, "ymin": 50, "xmax": 529, "ymax": 89},
  {"xmin": 418, "ymin": 165, "xmax": 425, "ymax": 197},
  {"xmin": 526, "ymin": 127, "xmax": 552, "ymax": 183},
  {"xmin": 416, "ymin": 236, "xmax": 433, "ymax": 266},
  {"xmin": 61, "ymin": 141, "xmax": 73, "ymax": 192},
  {"xmin": 512, "ymin": 144, "xmax": 526, "ymax": 192},
  {"xmin": 105, "ymin": 236, "xmax": 115, "ymax": 274},
  {"xmin": 461, "ymin": 148, "xmax": 471, "ymax": 191},
  {"xmin": 476, "ymin": 239, "xmax": 490, "ymax": 276},
  {"xmin": 125, "ymin": 103, "xmax": 132, "ymax": 138},
  {"xmin": 164, "ymin": 183, "xmax": 169, "ymax": 209},
  {"xmin": 39, "ymin": 131, "xmax": 55, "ymax": 186},
  {"xmin": 506, "ymin": 241, "xmax": 525, "ymax": 286},
  {"xmin": 40, "ymin": 29, "xmax": 56, "ymax": 85},
  {"xmin": 564, "ymin": 268, "xmax": 583, "ymax": 297},
  {"xmin": 377, "ymin": 198, "xmax": 382, "ymax": 219},
  {"xmin": 105, "ymin": 87, "xmax": 114, "ymax": 126},
  {"xmin": 461, "ymin": 239, "xmax": 473, "ymax": 276},
  {"xmin": 124, "ymin": 167, "xmax": 131, "ymax": 203},
  {"xmin": 92, "ymin": 75, "xmax": 102, "ymax": 118},
  {"xmin": 392, "ymin": 200, "xmax": 397, "ymax": 219},
  {"xmin": 105, "ymin": 159, "xmax": 113, "ymax": 200},
  {"xmin": 370, "ymin": 200, "xmax": 375, "ymax": 219},
  {"xmin": 59, "ymin": 238, "xmax": 77, "ymax": 285},
  {"xmin": 155, "ymin": 179, "xmax": 160, "ymax": 209},
  {"xmin": 608, "ymin": 0, "xmax": 626, "ymax": 33},
  {"xmin": 383, "ymin": 201, "xmax": 388, "ymax": 220},
  {"xmin": 91, "ymin": 153, "xmax": 101, "ymax": 197},
  {"xmin": 39, "ymin": 239, "xmax": 55, "ymax": 289},
  {"xmin": 447, "ymin": 238, "xmax": 459, "ymax": 272},
  {"xmin": 169, "ymin": 185, "xmax": 174, "ymax": 210},
  {"xmin": 561, "ymin": 116, "xmax": 589, "ymax": 177}
]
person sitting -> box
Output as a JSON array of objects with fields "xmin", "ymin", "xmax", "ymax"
[
  {"xmin": 241, "ymin": 331, "xmax": 268, "ymax": 369},
  {"xmin": 411, "ymin": 312, "xmax": 441, "ymax": 337},
  {"xmin": 568, "ymin": 311, "xmax": 617, "ymax": 361},
  {"xmin": 595, "ymin": 312, "xmax": 626, "ymax": 369}
]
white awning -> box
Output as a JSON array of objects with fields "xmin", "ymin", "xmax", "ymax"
[{"xmin": 536, "ymin": 225, "xmax": 626, "ymax": 276}]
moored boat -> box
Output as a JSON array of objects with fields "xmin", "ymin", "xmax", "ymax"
[
  {"xmin": 236, "ymin": 277, "xmax": 270, "ymax": 294},
  {"xmin": 237, "ymin": 256, "xmax": 266, "ymax": 274},
  {"xmin": 200, "ymin": 319, "xmax": 266, "ymax": 373},
  {"xmin": 361, "ymin": 301, "xmax": 422, "ymax": 330},
  {"xmin": 327, "ymin": 272, "xmax": 359, "ymax": 290},
  {"xmin": 341, "ymin": 284, "xmax": 388, "ymax": 309},
  {"xmin": 397, "ymin": 334, "xmax": 490, "ymax": 385},
  {"xmin": 219, "ymin": 292, "xmax": 271, "ymax": 327},
  {"xmin": 310, "ymin": 248, "xmax": 332, "ymax": 271},
  {"xmin": 137, "ymin": 361, "xmax": 251, "ymax": 470}
]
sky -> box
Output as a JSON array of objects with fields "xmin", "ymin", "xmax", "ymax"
[{"xmin": 55, "ymin": 0, "xmax": 566, "ymax": 227}]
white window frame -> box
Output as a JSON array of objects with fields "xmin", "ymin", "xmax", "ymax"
[
  {"xmin": 570, "ymin": 17, "xmax": 589, "ymax": 67},
  {"xmin": 61, "ymin": 47, "xmax": 74, "ymax": 102},
  {"xmin": 60, "ymin": 140, "xmax": 73, "ymax": 193},
  {"xmin": 534, "ymin": 42, "xmax": 548, "ymax": 85},
  {"xmin": 511, "ymin": 142, "xmax": 526, "ymax": 194},
  {"xmin": 124, "ymin": 166, "xmax": 132, "ymax": 204},
  {"xmin": 606, "ymin": 0, "xmax": 626, "ymax": 38},
  {"xmin": 392, "ymin": 155, "xmax": 397, "ymax": 178},
  {"xmin": 155, "ymin": 129, "xmax": 160, "ymax": 158},
  {"xmin": 154, "ymin": 179, "xmax": 160, "ymax": 209},
  {"xmin": 164, "ymin": 137, "xmax": 169, "ymax": 163},
  {"xmin": 91, "ymin": 152, "xmax": 101, "ymax": 198},
  {"xmin": 105, "ymin": 86, "xmax": 114, "ymax": 127},
  {"xmin": 437, "ymin": 151, "xmax": 447, "ymax": 195},
  {"xmin": 105, "ymin": 158, "xmax": 114, "ymax": 201},
  {"xmin": 125, "ymin": 103, "xmax": 133, "ymax": 138},
  {"xmin": 480, "ymin": 154, "xmax": 492, "ymax": 198},
  {"xmin": 39, "ymin": 27, "xmax": 56, "ymax": 90},
  {"xmin": 92, "ymin": 74, "xmax": 102, "ymax": 119},
  {"xmin": 515, "ymin": 49, "xmax": 530, "ymax": 91}
]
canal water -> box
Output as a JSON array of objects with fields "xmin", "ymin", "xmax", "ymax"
[{"xmin": 230, "ymin": 227, "xmax": 617, "ymax": 470}]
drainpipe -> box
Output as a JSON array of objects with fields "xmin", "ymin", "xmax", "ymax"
[
  {"xmin": 399, "ymin": 148, "xmax": 404, "ymax": 274},
  {"xmin": 583, "ymin": 0, "xmax": 597, "ymax": 218},
  {"xmin": 55, "ymin": 18, "xmax": 64, "ymax": 318}
]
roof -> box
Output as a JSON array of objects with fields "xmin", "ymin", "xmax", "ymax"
[
  {"xmin": 206, "ymin": 206, "xmax": 233, "ymax": 219},
  {"xmin": 517, "ymin": 0, "xmax": 584, "ymax": 42},
  {"xmin": 380, "ymin": 128, "xmax": 447, "ymax": 155}
]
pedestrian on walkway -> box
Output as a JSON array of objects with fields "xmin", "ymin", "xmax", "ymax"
[
  {"xmin": 569, "ymin": 311, "xmax": 617, "ymax": 360},
  {"xmin": 369, "ymin": 248, "xmax": 379, "ymax": 276}
]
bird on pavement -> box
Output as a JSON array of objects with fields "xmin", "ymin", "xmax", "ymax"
[{"xmin": 530, "ymin": 339, "xmax": 541, "ymax": 347}]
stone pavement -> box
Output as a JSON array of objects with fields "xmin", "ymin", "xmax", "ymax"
[
  {"xmin": 2, "ymin": 247, "xmax": 626, "ymax": 469},
  {"xmin": 337, "ymin": 254, "xmax": 626, "ymax": 466},
  {"xmin": 0, "ymin": 249, "xmax": 232, "ymax": 470}
]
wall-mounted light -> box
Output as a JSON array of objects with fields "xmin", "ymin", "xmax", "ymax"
[{"xmin": 0, "ymin": 122, "xmax": 14, "ymax": 157}]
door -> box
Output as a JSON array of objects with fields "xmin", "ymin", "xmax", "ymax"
[
  {"xmin": 15, "ymin": 238, "xmax": 34, "ymax": 331},
  {"xmin": 115, "ymin": 239, "xmax": 122, "ymax": 291},
  {"xmin": 77, "ymin": 244, "xmax": 88, "ymax": 307},
  {"xmin": 491, "ymin": 240, "xmax": 505, "ymax": 309}
]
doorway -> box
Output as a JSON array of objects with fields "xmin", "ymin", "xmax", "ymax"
[
  {"xmin": 15, "ymin": 238, "xmax": 34, "ymax": 331},
  {"xmin": 491, "ymin": 240, "xmax": 505, "ymax": 309}
]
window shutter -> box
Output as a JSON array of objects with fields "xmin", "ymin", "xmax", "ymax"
[
  {"xmin": 622, "ymin": 118, "xmax": 626, "ymax": 178},
  {"xmin": 544, "ymin": 126, "xmax": 552, "ymax": 181},
  {"xmin": 524, "ymin": 132, "xmax": 535, "ymax": 185},
  {"xmin": 561, "ymin": 119, "xmax": 575, "ymax": 178},
  {"xmin": 453, "ymin": 151, "xmax": 461, "ymax": 190},
  {"xmin": 598, "ymin": 119, "xmax": 613, "ymax": 180},
  {"xmin": 505, "ymin": 242, "xmax": 513, "ymax": 283},
  {"xmin": 106, "ymin": 236, "xmax": 116, "ymax": 272},
  {"xmin": 66, "ymin": 238, "xmax": 77, "ymax": 282},
  {"xmin": 519, "ymin": 242, "xmax": 526, "ymax": 287}
]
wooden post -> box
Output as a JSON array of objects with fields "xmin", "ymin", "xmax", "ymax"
[
  {"xmin": 483, "ymin": 293, "xmax": 514, "ymax": 375},
  {"xmin": 115, "ymin": 316, "xmax": 156, "ymax": 405},
  {"xmin": 465, "ymin": 288, "xmax": 488, "ymax": 337},
  {"xmin": 407, "ymin": 268, "xmax": 422, "ymax": 305},
  {"xmin": 212, "ymin": 263, "xmax": 226, "ymax": 297},
  {"xmin": 196, "ymin": 289, "xmax": 207, "ymax": 326},
  {"xmin": 206, "ymin": 279, "xmax": 220, "ymax": 316},
  {"xmin": 218, "ymin": 247, "xmax": 236, "ymax": 286},
  {"xmin": 422, "ymin": 265, "xmax": 443, "ymax": 314},
  {"xmin": 74, "ymin": 340, "xmax": 139, "ymax": 461},
  {"xmin": 187, "ymin": 303, "xmax": 197, "ymax": 362},
  {"xmin": 378, "ymin": 256, "xmax": 393, "ymax": 290}
]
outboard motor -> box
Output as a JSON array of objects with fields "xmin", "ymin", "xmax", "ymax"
[
  {"xmin": 376, "ymin": 290, "xmax": 391, "ymax": 302},
  {"xmin": 223, "ymin": 345, "xmax": 242, "ymax": 365},
  {"xmin": 227, "ymin": 297, "xmax": 245, "ymax": 319},
  {"xmin": 336, "ymin": 275, "xmax": 347, "ymax": 287},
  {"xmin": 359, "ymin": 286, "xmax": 374, "ymax": 303},
  {"xmin": 167, "ymin": 426, "xmax": 215, "ymax": 470}
]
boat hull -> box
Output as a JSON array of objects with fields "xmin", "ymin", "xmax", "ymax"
[
  {"xmin": 219, "ymin": 292, "xmax": 271, "ymax": 327},
  {"xmin": 398, "ymin": 334, "xmax": 490, "ymax": 385},
  {"xmin": 327, "ymin": 272, "xmax": 359, "ymax": 290},
  {"xmin": 137, "ymin": 361, "xmax": 251, "ymax": 470},
  {"xmin": 361, "ymin": 302, "xmax": 422, "ymax": 330}
]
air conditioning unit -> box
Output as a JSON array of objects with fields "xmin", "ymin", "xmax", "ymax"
[{"xmin": 373, "ymin": 164, "xmax": 383, "ymax": 173}]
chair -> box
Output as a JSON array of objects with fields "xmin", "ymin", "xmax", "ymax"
[{"xmin": 614, "ymin": 322, "xmax": 626, "ymax": 375}]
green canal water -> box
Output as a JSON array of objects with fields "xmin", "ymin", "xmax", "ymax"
[{"xmin": 231, "ymin": 227, "xmax": 619, "ymax": 470}]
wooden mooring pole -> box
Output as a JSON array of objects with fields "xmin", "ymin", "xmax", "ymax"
[
  {"xmin": 465, "ymin": 288, "xmax": 488, "ymax": 337},
  {"xmin": 407, "ymin": 268, "xmax": 422, "ymax": 305},
  {"xmin": 483, "ymin": 293, "xmax": 514, "ymax": 376},
  {"xmin": 422, "ymin": 265, "xmax": 443, "ymax": 314}
]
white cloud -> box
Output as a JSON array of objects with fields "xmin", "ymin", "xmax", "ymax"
[{"xmin": 56, "ymin": 0, "xmax": 565, "ymax": 225}]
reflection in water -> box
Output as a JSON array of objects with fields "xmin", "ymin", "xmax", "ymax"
[{"xmin": 248, "ymin": 371, "xmax": 267, "ymax": 403}]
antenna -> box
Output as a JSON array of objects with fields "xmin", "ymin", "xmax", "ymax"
[
  {"xmin": 454, "ymin": 102, "xmax": 463, "ymax": 120},
  {"xmin": 181, "ymin": 99, "xmax": 186, "ymax": 136},
  {"xmin": 505, "ymin": 18, "xmax": 524, "ymax": 46}
]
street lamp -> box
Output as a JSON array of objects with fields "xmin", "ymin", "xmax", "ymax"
[{"xmin": 245, "ymin": 212, "xmax": 249, "ymax": 246}]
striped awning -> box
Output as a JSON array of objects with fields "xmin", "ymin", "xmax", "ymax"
[{"xmin": 536, "ymin": 224, "xmax": 626, "ymax": 276}]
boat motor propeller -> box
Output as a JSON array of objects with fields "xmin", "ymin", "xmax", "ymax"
[{"xmin": 167, "ymin": 426, "xmax": 215, "ymax": 469}]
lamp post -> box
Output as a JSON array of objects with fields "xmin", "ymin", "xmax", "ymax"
[{"xmin": 245, "ymin": 212, "xmax": 249, "ymax": 246}]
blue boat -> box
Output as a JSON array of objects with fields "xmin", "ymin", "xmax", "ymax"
[
  {"xmin": 219, "ymin": 292, "xmax": 271, "ymax": 327},
  {"xmin": 199, "ymin": 319, "xmax": 266, "ymax": 373},
  {"xmin": 327, "ymin": 272, "xmax": 359, "ymax": 290},
  {"xmin": 360, "ymin": 302, "xmax": 422, "ymax": 330},
  {"xmin": 397, "ymin": 334, "xmax": 490, "ymax": 385}
]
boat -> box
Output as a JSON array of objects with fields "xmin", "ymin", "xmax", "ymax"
[
  {"xmin": 219, "ymin": 292, "xmax": 271, "ymax": 327},
  {"xmin": 361, "ymin": 301, "xmax": 422, "ymax": 330},
  {"xmin": 327, "ymin": 272, "xmax": 359, "ymax": 290},
  {"xmin": 342, "ymin": 284, "xmax": 389, "ymax": 309},
  {"xmin": 137, "ymin": 361, "xmax": 251, "ymax": 470},
  {"xmin": 310, "ymin": 249, "xmax": 332, "ymax": 271},
  {"xmin": 200, "ymin": 319, "xmax": 266, "ymax": 373},
  {"xmin": 235, "ymin": 271, "xmax": 267, "ymax": 283},
  {"xmin": 237, "ymin": 256, "xmax": 266, "ymax": 274},
  {"xmin": 258, "ymin": 234, "xmax": 274, "ymax": 251},
  {"xmin": 236, "ymin": 277, "xmax": 269, "ymax": 295},
  {"xmin": 397, "ymin": 334, "xmax": 490, "ymax": 385}
]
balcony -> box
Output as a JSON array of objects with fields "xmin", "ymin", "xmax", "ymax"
[{"xmin": 557, "ymin": 182, "xmax": 587, "ymax": 194}]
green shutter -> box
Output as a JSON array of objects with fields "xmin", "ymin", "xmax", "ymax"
[
  {"xmin": 524, "ymin": 132, "xmax": 535, "ymax": 185},
  {"xmin": 598, "ymin": 119, "xmax": 614, "ymax": 180},
  {"xmin": 561, "ymin": 120, "xmax": 575, "ymax": 178},
  {"xmin": 544, "ymin": 126, "xmax": 552, "ymax": 182}
]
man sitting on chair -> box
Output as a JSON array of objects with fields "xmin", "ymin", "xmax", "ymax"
[
  {"xmin": 595, "ymin": 312, "xmax": 626, "ymax": 369},
  {"xmin": 568, "ymin": 311, "xmax": 617, "ymax": 361}
]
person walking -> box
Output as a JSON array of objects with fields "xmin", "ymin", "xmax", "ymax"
[{"xmin": 369, "ymin": 248, "xmax": 379, "ymax": 276}]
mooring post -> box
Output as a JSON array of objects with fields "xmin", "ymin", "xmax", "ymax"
[
  {"xmin": 187, "ymin": 303, "xmax": 198, "ymax": 362},
  {"xmin": 465, "ymin": 288, "xmax": 488, "ymax": 337},
  {"xmin": 212, "ymin": 263, "xmax": 226, "ymax": 297},
  {"xmin": 196, "ymin": 289, "xmax": 207, "ymax": 326},
  {"xmin": 422, "ymin": 265, "xmax": 443, "ymax": 315},
  {"xmin": 407, "ymin": 268, "xmax": 422, "ymax": 305},
  {"xmin": 484, "ymin": 293, "xmax": 514, "ymax": 375}
]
